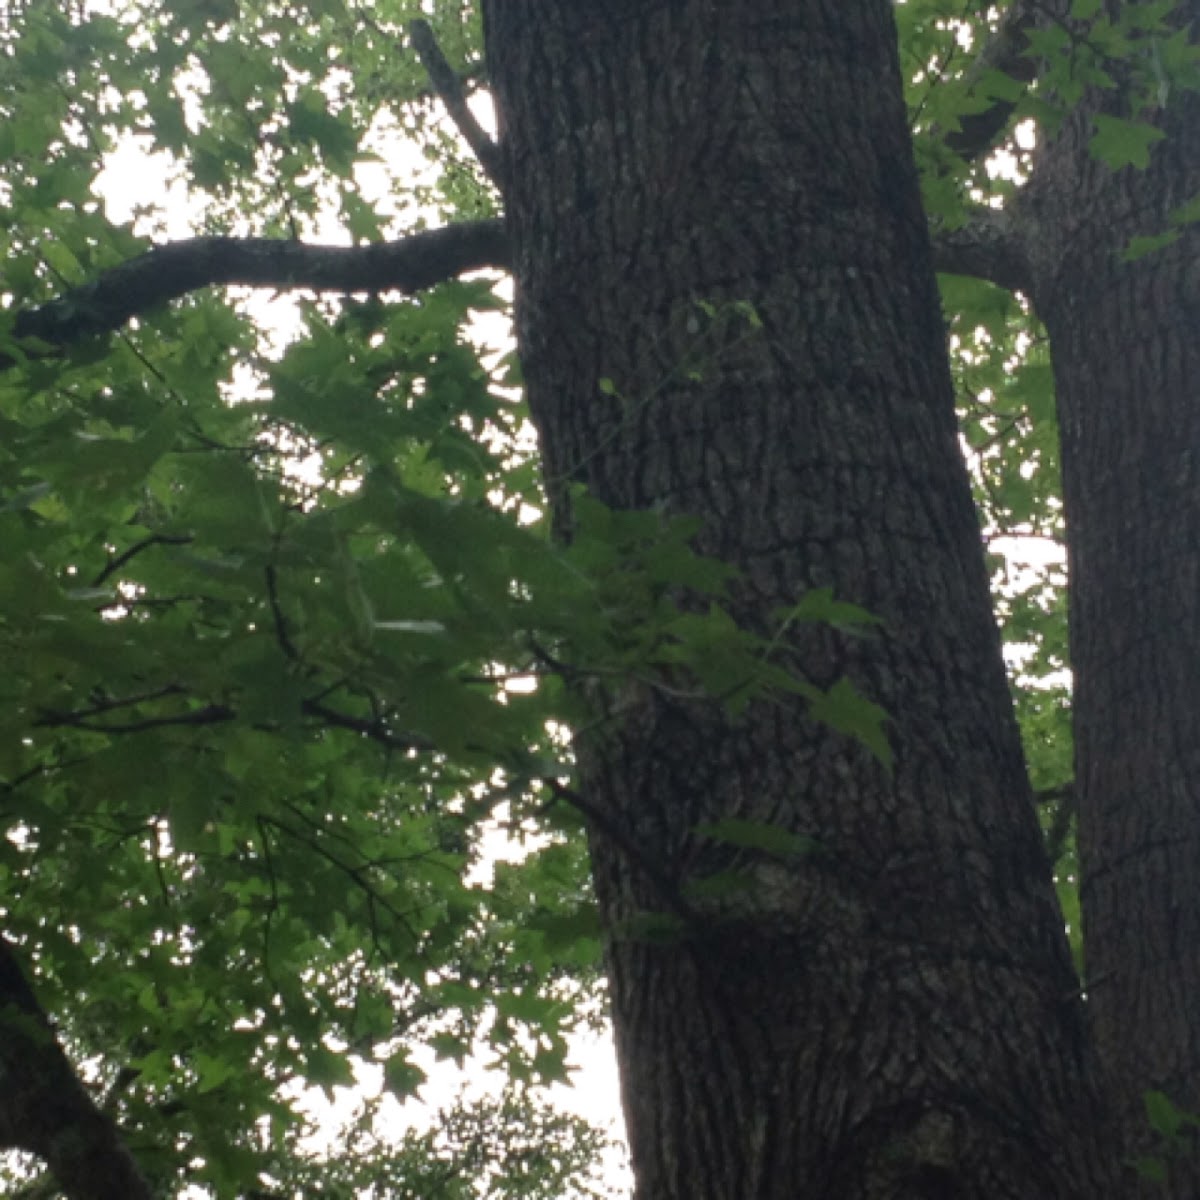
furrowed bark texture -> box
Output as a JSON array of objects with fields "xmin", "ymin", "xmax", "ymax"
[
  {"xmin": 482, "ymin": 3, "xmax": 1115, "ymax": 1197},
  {"xmin": 1023, "ymin": 39, "xmax": 1200, "ymax": 1195},
  {"xmin": 0, "ymin": 939, "xmax": 153, "ymax": 1200}
]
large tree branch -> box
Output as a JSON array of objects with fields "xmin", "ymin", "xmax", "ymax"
[
  {"xmin": 0, "ymin": 937, "xmax": 154, "ymax": 1200},
  {"xmin": 931, "ymin": 206, "xmax": 1032, "ymax": 294},
  {"xmin": 6, "ymin": 218, "xmax": 510, "ymax": 365},
  {"xmin": 9, "ymin": 203, "xmax": 1031, "ymax": 362}
]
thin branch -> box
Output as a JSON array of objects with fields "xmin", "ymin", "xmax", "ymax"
[
  {"xmin": 0, "ymin": 752, "xmax": 103, "ymax": 796},
  {"xmin": 408, "ymin": 18, "xmax": 505, "ymax": 189},
  {"xmin": 264, "ymin": 563, "xmax": 300, "ymax": 662},
  {"xmin": 543, "ymin": 778, "xmax": 700, "ymax": 929},
  {"xmin": 33, "ymin": 686, "xmax": 431, "ymax": 751},
  {"xmin": 35, "ymin": 702, "xmax": 237, "ymax": 734},
  {"xmin": 7, "ymin": 218, "xmax": 510, "ymax": 366},
  {"xmin": 0, "ymin": 937, "xmax": 154, "ymax": 1200},
  {"xmin": 258, "ymin": 811, "xmax": 422, "ymax": 947},
  {"xmin": 931, "ymin": 205, "xmax": 1033, "ymax": 294},
  {"xmin": 299, "ymin": 698, "xmax": 434, "ymax": 751},
  {"xmin": 255, "ymin": 815, "xmax": 282, "ymax": 987},
  {"xmin": 39, "ymin": 684, "xmax": 189, "ymax": 720},
  {"xmin": 91, "ymin": 534, "xmax": 194, "ymax": 587}
]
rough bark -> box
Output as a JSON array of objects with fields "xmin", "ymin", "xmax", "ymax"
[
  {"xmin": 482, "ymin": 4, "xmax": 1117, "ymax": 1197},
  {"xmin": 1022, "ymin": 38, "xmax": 1200, "ymax": 1196},
  {"xmin": 0, "ymin": 939, "xmax": 154, "ymax": 1200}
]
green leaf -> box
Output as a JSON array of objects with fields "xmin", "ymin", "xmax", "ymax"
[
  {"xmin": 306, "ymin": 1043, "xmax": 356, "ymax": 1095},
  {"xmin": 975, "ymin": 68, "xmax": 1030, "ymax": 104},
  {"xmin": 1120, "ymin": 230, "xmax": 1181, "ymax": 261},
  {"xmin": 617, "ymin": 911, "xmax": 689, "ymax": 944},
  {"xmin": 383, "ymin": 1051, "xmax": 428, "ymax": 1099},
  {"xmin": 694, "ymin": 818, "xmax": 820, "ymax": 859},
  {"xmin": 683, "ymin": 869, "xmax": 758, "ymax": 900},
  {"xmin": 807, "ymin": 677, "xmax": 894, "ymax": 769},
  {"xmin": 1144, "ymin": 1089, "xmax": 1186, "ymax": 1139},
  {"xmin": 194, "ymin": 1051, "xmax": 236, "ymax": 1095},
  {"xmin": 168, "ymin": 788, "xmax": 220, "ymax": 853},
  {"xmin": 1169, "ymin": 192, "xmax": 1200, "ymax": 228},
  {"xmin": 525, "ymin": 907, "xmax": 604, "ymax": 954},
  {"xmin": 787, "ymin": 587, "xmax": 883, "ymax": 632},
  {"xmin": 1089, "ymin": 114, "xmax": 1166, "ymax": 171},
  {"xmin": 1130, "ymin": 1155, "xmax": 1168, "ymax": 1183}
]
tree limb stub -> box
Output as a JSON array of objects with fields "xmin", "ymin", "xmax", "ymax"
[
  {"xmin": 6, "ymin": 218, "xmax": 510, "ymax": 366},
  {"xmin": 931, "ymin": 206, "xmax": 1032, "ymax": 294}
]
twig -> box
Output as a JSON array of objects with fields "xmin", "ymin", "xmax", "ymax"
[
  {"xmin": 39, "ymin": 685, "xmax": 188, "ymax": 720},
  {"xmin": 264, "ymin": 563, "xmax": 300, "ymax": 662},
  {"xmin": 91, "ymin": 534, "xmax": 194, "ymax": 588},
  {"xmin": 34, "ymin": 688, "xmax": 431, "ymax": 751},
  {"xmin": 299, "ymin": 698, "xmax": 434, "ymax": 751},
  {"xmin": 35, "ymin": 703, "xmax": 236, "ymax": 734}
]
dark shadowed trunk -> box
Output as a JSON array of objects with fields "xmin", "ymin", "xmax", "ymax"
[
  {"xmin": 1023, "ymin": 30, "xmax": 1200, "ymax": 1194},
  {"xmin": 482, "ymin": 3, "xmax": 1117, "ymax": 1196}
]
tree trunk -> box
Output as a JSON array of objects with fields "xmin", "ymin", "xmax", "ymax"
[
  {"xmin": 482, "ymin": 3, "xmax": 1117, "ymax": 1196},
  {"xmin": 1023, "ymin": 39, "xmax": 1200, "ymax": 1195}
]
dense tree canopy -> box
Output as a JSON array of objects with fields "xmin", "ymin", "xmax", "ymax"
[{"xmin": 1, "ymin": 1, "xmax": 1198, "ymax": 1197}]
